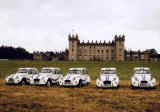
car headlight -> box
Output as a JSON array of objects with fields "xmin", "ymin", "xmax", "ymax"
[
  {"xmin": 16, "ymin": 76, "xmax": 19, "ymax": 79},
  {"xmin": 135, "ymin": 78, "xmax": 139, "ymax": 81},
  {"xmin": 41, "ymin": 77, "xmax": 45, "ymax": 80},
  {"xmin": 72, "ymin": 77, "xmax": 76, "ymax": 81}
]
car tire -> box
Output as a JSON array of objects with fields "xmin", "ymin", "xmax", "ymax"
[
  {"xmin": 46, "ymin": 80, "xmax": 52, "ymax": 87},
  {"xmin": 131, "ymin": 85, "xmax": 135, "ymax": 89},
  {"xmin": 77, "ymin": 80, "xmax": 82, "ymax": 87},
  {"xmin": 116, "ymin": 85, "xmax": 120, "ymax": 89},
  {"xmin": 21, "ymin": 79, "xmax": 27, "ymax": 85}
]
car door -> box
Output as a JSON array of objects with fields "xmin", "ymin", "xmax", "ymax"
[
  {"xmin": 52, "ymin": 69, "xmax": 60, "ymax": 81},
  {"xmin": 32, "ymin": 69, "xmax": 38, "ymax": 79},
  {"xmin": 25, "ymin": 69, "xmax": 33, "ymax": 80},
  {"xmin": 81, "ymin": 69, "xmax": 87, "ymax": 84}
]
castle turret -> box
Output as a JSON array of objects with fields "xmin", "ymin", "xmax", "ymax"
[
  {"xmin": 115, "ymin": 34, "xmax": 125, "ymax": 61},
  {"xmin": 68, "ymin": 33, "xmax": 79, "ymax": 61}
]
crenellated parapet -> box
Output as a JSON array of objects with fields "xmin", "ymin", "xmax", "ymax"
[
  {"xmin": 115, "ymin": 34, "xmax": 125, "ymax": 41},
  {"xmin": 68, "ymin": 33, "xmax": 79, "ymax": 40},
  {"xmin": 79, "ymin": 40, "xmax": 115, "ymax": 46}
]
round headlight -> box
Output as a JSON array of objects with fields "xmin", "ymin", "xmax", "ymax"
[
  {"xmin": 135, "ymin": 78, "xmax": 138, "ymax": 81},
  {"xmin": 72, "ymin": 77, "xmax": 76, "ymax": 81},
  {"xmin": 16, "ymin": 76, "xmax": 19, "ymax": 79}
]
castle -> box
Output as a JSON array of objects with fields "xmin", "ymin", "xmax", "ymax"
[
  {"xmin": 33, "ymin": 33, "xmax": 159, "ymax": 61},
  {"xmin": 68, "ymin": 33, "xmax": 125, "ymax": 61}
]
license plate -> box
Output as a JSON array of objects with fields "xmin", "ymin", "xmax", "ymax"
[
  {"xmin": 140, "ymin": 83, "xmax": 148, "ymax": 87},
  {"xmin": 104, "ymin": 84, "xmax": 111, "ymax": 87}
]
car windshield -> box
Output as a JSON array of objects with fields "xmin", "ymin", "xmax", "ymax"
[
  {"xmin": 69, "ymin": 70, "xmax": 81, "ymax": 74},
  {"xmin": 101, "ymin": 70, "xmax": 116, "ymax": 74},
  {"xmin": 17, "ymin": 69, "xmax": 28, "ymax": 73},
  {"xmin": 134, "ymin": 69, "xmax": 150, "ymax": 74},
  {"xmin": 41, "ymin": 69, "xmax": 52, "ymax": 73}
]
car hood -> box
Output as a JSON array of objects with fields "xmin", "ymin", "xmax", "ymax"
[
  {"xmin": 100, "ymin": 74, "xmax": 117, "ymax": 81},
  {"xmin": 34, "ymin": 73, "xmax": 51, "ymax": 79},
  {"xmin": 134, "ymin": 74, "xmax": 152, "ymax": 81},
  {"xmin": 64, "ymin": 74, "xmax": 81, "ymax": 80},
  {"xmin": 8, "ymin": 73, "xmax": 26, "ymax": 78}
]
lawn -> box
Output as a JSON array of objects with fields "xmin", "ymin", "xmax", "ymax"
[
  {"xmin": 0, "ymin": 61, "xmax": 160, "ymax": 112},
  {"xmin": 0, "ymin": 61, "xmax": 160, "ymax": 80}
]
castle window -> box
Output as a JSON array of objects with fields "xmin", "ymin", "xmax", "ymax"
[
  {"xmin": 94, "ymin": 46, "xmax": 95, "ymax": 49},
  {"xmin": 72, "ymin": 45, "xmax": 74, "ymax": 48},
  {"xmin": 119, "ymin": 49, "xmax": 121, "ymax": 53},
  {"xmin": 106, "ymin": 50, "xmax": 108, "ymax": 53},
  {"xmin": 111, "ymin": 50, "xmax": 114, "ymax": 54},
  {"xmin": 98, "ymin": 50, "xmax": 100, "ymax": 53},
  {"xmin": 72, "ymin": 40, "xmax": 74, "ymax": 44},
  {"xmin": 72, "ymin": 49, "xmax": 74, "ymax": 52},
  {"xmin": 106, "ymin": 57, "xmax": 109, "ymax": 60},
  {"xmin": 119, "ymin": 41, "xmax": 121, "ymax": 45},
  {"xmin": 111, "ymin": 57, "xmax": 114, "ymax": 60},
  {"xmin": 90, "ymin": 46, "xmax": 92, "ymax": 49},
  {"xmin": 101, "ymin": 50, "xmax": 103, "ymax": 53}
]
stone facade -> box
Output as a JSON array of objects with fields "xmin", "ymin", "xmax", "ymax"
[
  {"xmin": 68, "ymin": 34, "xmax": 125, "ymax": 61},
  {"xmin": 125, "ymin": 50, "xmax": 149, "ymax": 61}
]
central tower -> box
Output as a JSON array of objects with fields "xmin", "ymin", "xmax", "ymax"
[{"xmin": 68, "ymin": 34, "xmax": 79, "ymax": 61}]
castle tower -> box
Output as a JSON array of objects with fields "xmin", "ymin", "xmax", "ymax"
[
  {"xmin": 68, "ymin": 33, "xmax": 79, "ymax": 61},
  {"xmin": 115, "ymin": 34, "xmax": 125, "ymax": 61}
]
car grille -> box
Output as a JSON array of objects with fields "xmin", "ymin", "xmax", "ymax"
[
  {"xmin": 8, "ymin": 78, "xmax": 14, "ymax": 83},
  {"xmin": 34, "ymin": 79, "xmax": 40, "ymax": 81},
  {"xmin": 104, "ymin": 81, "xmax": 111, "ymax": 84},
  {"xmin": 141, "ymin": 81, "xmax": 148, "ymax": 83},
  {"xmin": 65, "ymin": 80, "xmax": 70, "ymax": 83},
  {"xmin": 9, "ymin": 78, "xmax": 13, "ymax": 81}
]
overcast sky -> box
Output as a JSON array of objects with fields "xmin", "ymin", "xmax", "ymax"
[{"xmin": 0, "ymin": 0, "xmax": 160, "ymax": 53}]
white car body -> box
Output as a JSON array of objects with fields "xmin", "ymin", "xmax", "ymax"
[
  {"xmin": 96, "ymin": 68, "xmax": 119, "ymax": 88},
  {"xmin": 131, "ymin": 67, "xmax": 156, "ymax": 88},
  {"xmin": 59, "ymin": 68, "xmax": 90, "ymax": 87},
  {"xmin": 5, "ymin": 68, "xmax": 38, "ymax": 85},
  {"xmin": 31, "ymin": 68, "xmax": 63, "ymax": 86}
]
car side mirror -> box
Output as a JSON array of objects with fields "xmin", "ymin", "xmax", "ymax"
[{"xmin": 152, "ymin": 73, "xmax": 154, "ymax": 76}]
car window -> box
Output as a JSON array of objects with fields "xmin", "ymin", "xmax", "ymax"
[
  {"xmin": 82, "ymin": 69, "xmax": 85, "ymax": 75},
  {"xmin": 52, "ymin": 70, "xmax": 56, "ymax": 74},
  {"xmin": 28, "ymin": 70, "xmax": 32, "ymax": 74},
  {"xmin": 85, "ymin": 70, "xmax": 88, "ymax": 74},
  {"xmin": 32, "ymin": 69, "xmax": 38, "ymax": 74}
]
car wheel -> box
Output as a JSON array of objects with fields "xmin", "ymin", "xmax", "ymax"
[
  {"xmin": 77, "ymin": 80, "xmax": 82, "ymax": 87},
  {"xmin": 46, "ymin": 80, "xmax": 52, "ymax": 87},
  {"xmin": 131, "ymin": 85, "xmax": 135, "ymax": 89},
  {"xmin": 21, "ymin": 79, "xmax": 27, "ymax": 85},
  {"xmin": 116, "ymin": 85, "xmax": 120, "ymax": 89}
]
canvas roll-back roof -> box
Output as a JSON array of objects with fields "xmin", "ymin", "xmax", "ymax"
[
  {"xmin": 134, "ymin": 67, "xmax": 150, "ymax": 71},
  {"xmin": 101, "ymin": 67, "xmax": 116, "ymax": 71},
  {"xmin": 42, "ymin": 67, "xmax": 60, "ymax": 70},
  {"xmin": 19, "ymin": 68, "xmax": 38, "ymax": 70},
  {"xmin": 69, "ymin": 68, "xmax": 86, "ymax": 71}
]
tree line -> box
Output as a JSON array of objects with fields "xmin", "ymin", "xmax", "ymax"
[{"xmin": 0, "ymin": 46, "xmax": 33, "ymax": 60}]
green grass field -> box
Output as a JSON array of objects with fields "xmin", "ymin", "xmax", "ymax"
[
  {"xmin": 0, "ymin": 61, "xmax": 160, "ymax": 80},
  {"xmin": 0, "ymin": 61, "xmax": 160, "ymax": 112}
]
